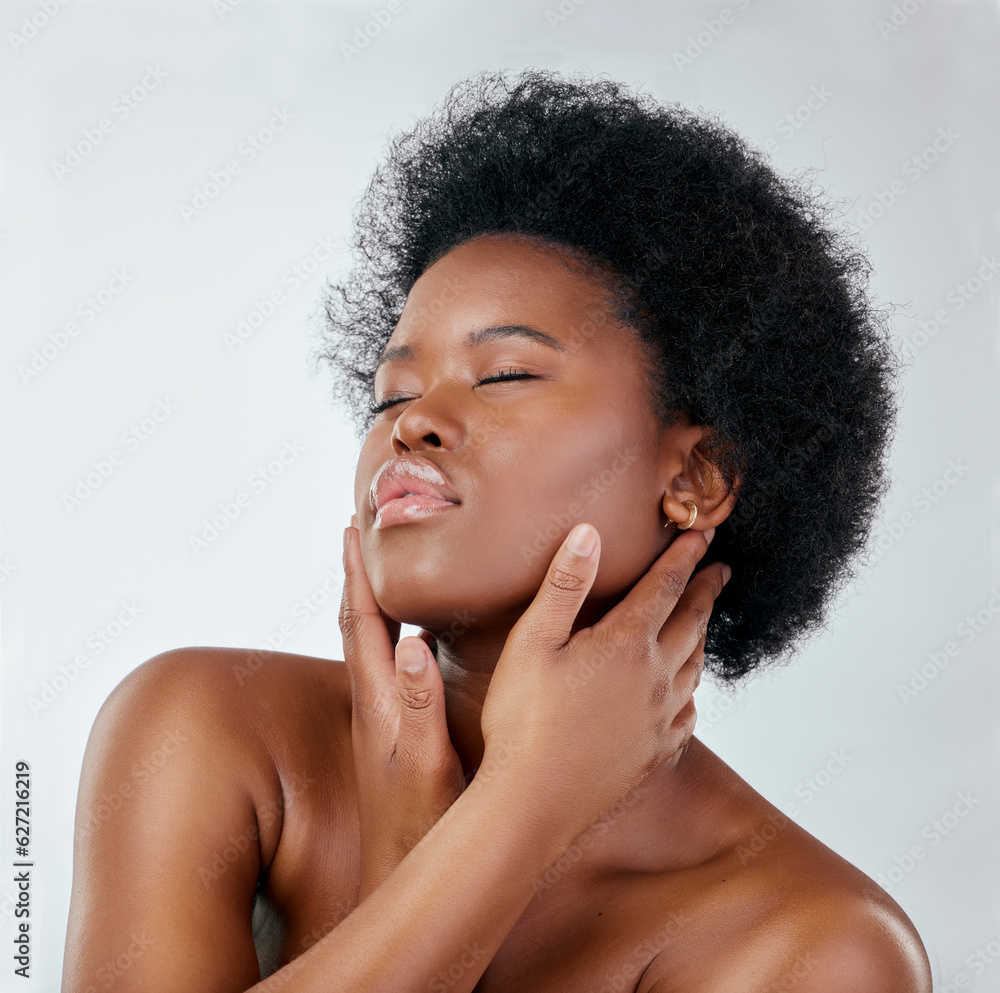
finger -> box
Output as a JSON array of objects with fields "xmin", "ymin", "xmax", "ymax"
[
  {"xmin": 339, "ymin": 526, "xmax": 398, "ymax": 717},
  {"xmin": 518, "ymin": 523, "xmax": 601, "ymax": 653},
  {"xmin": 393, "ymin": 636, "xmax": 452, "ymax": 768},
  {"xmin": 350, "ymin": 513, "xmax": 402, "ymax": 649},
  {"xmin": 656, "ymin": 561, "xmax": 729, "ymax": 669},
  {"xmin": 672, "ymin": 633, "xmax": 707, "ymax": 702},
  {"xmin": 595, "ymin": 528, "xmax": 716, "ymax": 649},
  {"xmin": 670, "ymin": 696, "xmax": 698, "ymax": 750}
]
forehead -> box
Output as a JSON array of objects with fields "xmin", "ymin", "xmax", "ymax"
[{"xmin": 387, "ymin": 234, "xmax": 628, "ymax": 352}]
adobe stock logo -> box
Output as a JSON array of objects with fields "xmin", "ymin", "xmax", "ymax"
[
  {"xmin": 8, "ymin": 0, "xmax": 72, "ymax": 54},
  {"xmin": 51, "ymin": 66, "xmax": 169, "ymax": 181},
  {"xmin": 27, "ymin": 600, "xmax": 145, "ymax": 716},
  {"xmin": 849, "ymin": 126, "xmax": 959, "ymax": 234},
  {"xmin": 18, "ymin": 270, "xmax": 136, "ymax": 385},
  {"xmin": 895, "ymin": 255, "xmax": 1000, "ymax": 360},
  {"xmin": 896, "ymin": 588, "xmax": 1000, "ymax": 704},
  {"xmin": 760, "ymin": 84, "xmax": 833, "ymax": 154},
  {"xmin": 177, "ymin": 108, "xmax": 295, "ymax": 224},
  {"xmin": 340, "ymin": 0, "xmax": 402, "ymax": 63},
  {"xmin": 428, "ymin": 942, "xmax": 486, "ymax": 993},
  {"xmin": 874, "ymin": 790, "xmax": 981, "ymax": 893},
  {"xmin": 671, "ymin": 0, "xmax": 752, "ymax": 72}
]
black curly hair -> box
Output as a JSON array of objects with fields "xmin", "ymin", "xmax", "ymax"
[{"xmin": 311, "ymin": 67, "xmax": 901, "ymax": 686}]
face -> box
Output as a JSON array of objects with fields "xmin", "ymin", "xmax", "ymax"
[{"xmin": 354, "ymin": 233, "xmax": 675, "ymax": 636}]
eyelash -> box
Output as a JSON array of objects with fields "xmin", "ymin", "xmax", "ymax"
[{"xmin": 367, "ymin": 367, "xmax": 535, "ymax": 417}]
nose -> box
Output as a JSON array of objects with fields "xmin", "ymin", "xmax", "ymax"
[{"xmin": 389, "ymin": 388, "xmax": 464, "ymax": 455}]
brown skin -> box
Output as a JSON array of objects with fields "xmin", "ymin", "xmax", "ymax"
[
  {"xmin": 62, "ymin": 234, "xmax": 932, "ymax": 992},
  {"xmin": 355, "ymin": 234, "xmax": 730, "ymax": 777}
]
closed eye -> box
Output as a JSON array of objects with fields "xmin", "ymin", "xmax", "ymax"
[
  {"xmin": 368, "ymin": 368, "xmax": 536, "ymax": 417},
  {"xmin": 476, "ymin": 367, "xmax": 536, "ymax": 387}
]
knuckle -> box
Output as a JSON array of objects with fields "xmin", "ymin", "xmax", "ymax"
[
  {"xmin": 673, "ymin": 698, "xmax": 698, "ymax": 741},
  {"xmin": 649, "ymin": 674, "xmax": 672, "ymax": 709},
  {"xmin": 339, "ymin": 603, "xmax": 373, "ymax": 645},
  {"xmin": 547, "ymin": 563, "xmax": 589, "ymax": 595},
  {"xmin": 680, "ymin": 711, "xmax": 697, "ymax": 744},
  {"xmin": 657, "ymin": 566, "xmax": 688, "ymax": 607},
  {"xmin": 685, "ymin": 599, "xmax": 713, "ymax": 640},
  {"xmin": 607, "ymin": 601, "xmax": 649, "ymax": 642},
  {"xmin": 338, "ymin": 578, "xmax": 353, "ymax": 610},
  {"xmin": 604, "ymin": 621, "xmax": 646, "ymax": 662},
  {"xmin": 651, "ymin": 716, "xmax": 669, "ymax": 743},
  {"xmin": 397, "ymin": 684, "xmax": 436, "ymax": 712},
  {"xmin": 622, "ymin": 604, "xmax": 650, "ymax": 639},
  {"xmin": 338, "ymin": 601, "xmax": 361, "ymax": 633},
  {"xmin": 711, "ymin": 573, "xmax": 726, "ymax": 600}
]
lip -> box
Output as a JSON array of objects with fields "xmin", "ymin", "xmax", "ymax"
[
  {"xmin": 370, "ymin": 455, "xmax": 461, "ymax": 530},
  {"xmin": 373, "ymin": 494, "xmax": 460, "ymax": 529}
]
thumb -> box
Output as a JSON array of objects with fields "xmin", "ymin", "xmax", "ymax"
[
  {"xmin": 525, "ymin": 523, "xmax": 601, "ymax": 652},
  {"xmin": 394, "ymin": 635, "xmax": 450, "ymax": 758}
]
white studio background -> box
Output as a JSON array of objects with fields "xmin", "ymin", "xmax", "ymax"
[{"xmin": 1, "ymin": 0, "xmax": 997, "ymax": 989}]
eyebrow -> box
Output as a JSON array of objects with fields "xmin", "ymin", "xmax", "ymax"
[{"xmin": 375, "ymin": 324, "xmax": 568, "ymax": 373}]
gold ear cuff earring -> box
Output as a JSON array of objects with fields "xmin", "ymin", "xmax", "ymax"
[{"xmin": 665, "ymin": 499, "xmax": 698, "ymax": 530}]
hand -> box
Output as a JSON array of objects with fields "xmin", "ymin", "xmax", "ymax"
[
  {"xmin": 339, "ymin": 516, "xmax": 467, "ymax": 903},
  {"xmin": 479, "ymin": 523, "xmax": 729, "ymax": 846}
]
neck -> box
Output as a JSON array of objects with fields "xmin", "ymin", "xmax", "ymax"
[
  {"xmin": 433, "ymin": 628, "xmax": 500, "ymax": 779},
  {"xmin": 432, "ymin": 631, "xmax": 754, "ymax": 881}
]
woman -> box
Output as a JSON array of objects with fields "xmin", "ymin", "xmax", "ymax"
[{"xmin": 62, "ymin": 69, "xmax": 931, "ymax": 991}]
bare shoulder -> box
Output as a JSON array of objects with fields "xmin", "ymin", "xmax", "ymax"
[
  {"xmin": 634, "ymin": 738, "xmax": 932, "ymax": 993},
  {"xmin": 738, "ymin": 818, "xmax": 931, "ymax": 992},
  {"xmin": 92, "ymin": 645, "xmax": 340, "ymax": 744},
  {"xmin": 63, "ymin": 646, "xmax": 354, "ymax": 991},
  {"xmin": 85, "ymin": 646, "xmax": 276, "ymax": 775},
  {"xmin": 641, "ymin": 811, "xmax": 932, "ymax": 993},
  {"xmin": 94, "ymin": 643, "xmax": 353, "ymax": 781},
  {"xmin": 76, "ymin": 644, "xmax": 349, "ymax": 859},
  {"xmin": 728, "ymin": 874, "xmax": 933, "ymax": 992},
  {"xmin": 765, "ymin": 809, "xmax": 932, "ymax": 992},
  {"xmin": 102, "ymin": 644, "xmax": 352, "ymax": 729}
]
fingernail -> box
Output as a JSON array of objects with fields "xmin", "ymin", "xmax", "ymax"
[
  {"xmin": 399, "ymin": 640, "xmax": 427, "ymax": 674},
  {"xmin": 567, "ymin": 523, "xmax": 596, "ymax": 557},
  {"xmin": 351, "ymin": 512, "xmax": 358, "ymax": 529},
  {"xmin": 704, "ymin": 527, "xmax": 716, "ymax": 545},
  {"xmin": 343, "ymin": 527, "xmax": 349, "ymax": 553},
  {"xmin": 721, "ymin": 564, "xmax": 732, "ymax": 586}
]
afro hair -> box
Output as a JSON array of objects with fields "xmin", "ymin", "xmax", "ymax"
[{"xmin": 312, "ymin": 67, "xmax": 902, "ymax": 686}]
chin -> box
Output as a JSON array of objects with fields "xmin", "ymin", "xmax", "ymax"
[
  {"xmin": 370, "ymin": 569, "xmax": 537, "ymax": 638},
  {"xmin": 369, "ymin": 575, "xmax": 468, "ymax": 631}
]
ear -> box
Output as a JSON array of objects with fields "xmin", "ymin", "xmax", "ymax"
[{"xmin": 658, "ymin": 420, "xmax": 740, "ymax": 532}]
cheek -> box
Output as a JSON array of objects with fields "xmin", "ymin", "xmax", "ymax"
[
  {"xmin": 495, "ymin": 433, "xmax": 663, "ymax": 596},
  {"xmin": 351, "ymin": 411, "xmax": 664, "ymax": 623}
]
